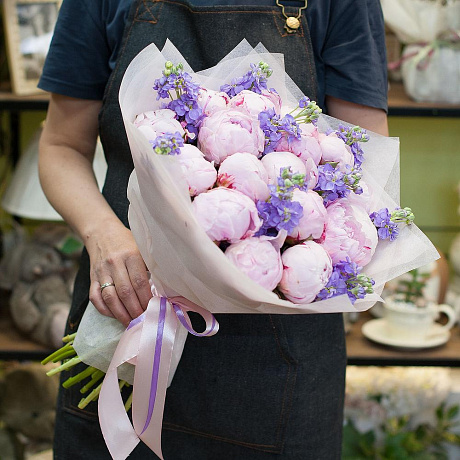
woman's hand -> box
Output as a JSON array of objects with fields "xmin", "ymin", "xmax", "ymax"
[
  {"xmin": 86, "ymin": 223, "xmax": 152, "ymax": 327},
  {"xmin": 39, "ymin": 94, "xmax": 152, "ymax": 326}
]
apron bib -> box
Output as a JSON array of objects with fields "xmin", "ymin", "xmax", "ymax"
[{"xmin": 57, "ymin": 2, "xmax": 345, "ymax": 459}]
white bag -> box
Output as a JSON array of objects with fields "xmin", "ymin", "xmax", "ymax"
[
  {"xmin": 401, "ymin": 42, "xmax": 460, "ymax": 103},
  {"xmin": 381, "ymin": 0, "xmax": 460, "ymax": 103}
]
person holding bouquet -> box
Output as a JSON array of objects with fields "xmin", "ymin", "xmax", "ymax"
[{"xmin": 38, "ymin": 1, "xmax": 389, "ymax": 458}]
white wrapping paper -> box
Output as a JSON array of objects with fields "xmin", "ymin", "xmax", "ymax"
[{"xmin": 74, "ymin": 40, "xmax": 439, "ymax": 380}]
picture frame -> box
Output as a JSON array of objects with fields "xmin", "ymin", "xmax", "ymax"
[{"xmin": 2, "ymin": 0, "xmax": 61, "ymax": 95}]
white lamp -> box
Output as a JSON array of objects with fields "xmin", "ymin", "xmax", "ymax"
[{"xmin": 2, "ymin": 124, "xmax": 107, "ymax": 220}]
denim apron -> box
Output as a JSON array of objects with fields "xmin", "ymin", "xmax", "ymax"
[{"xmin": 54, "ymin": 1, "xmax": 346, "ymax": 459}]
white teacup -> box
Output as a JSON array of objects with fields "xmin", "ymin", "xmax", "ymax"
[{"xmin": 383, "ymin": 297, "xmax": 457, "ymax": 342}]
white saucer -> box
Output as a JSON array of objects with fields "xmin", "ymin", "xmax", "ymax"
[{"xmin": 361, "ymin": 318, "xmax": 450, "ymax": 350}]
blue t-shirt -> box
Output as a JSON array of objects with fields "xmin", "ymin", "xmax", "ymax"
[{"xmin": 38, "ymin": 0, "xmax": 388, "ymax": 111}]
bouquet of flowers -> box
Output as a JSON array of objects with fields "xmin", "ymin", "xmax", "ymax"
[{"xmin": 46, "ymin": 40, "xmax": 438, "ymax": 460}]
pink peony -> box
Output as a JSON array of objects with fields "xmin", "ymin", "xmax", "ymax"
[
  {"xmin": 178, "ymin": 143, "xmax": 205, "ymax": 159},
  {"xmin": 198, "ymin": 110, "xmax": 264, "ymax": 164},
  {"xmin": 192, "ymin": 187, "xmax": 262, "ymax": 243},
  {"xmin": 319, "ymin": 200, "xmax": 378, "ymax": 267},
  {"xmin": 134, "ymin": 108, "xmax": 177, "ymax": 126},
  {"xmin": 304, "ymin": 157, "xmax": 319, "ymax": 190},
  {"xmin": 346, "ymin": 180, "xmax": 373, "ymax": 212},
  {"xmin": 197, "ymin": 88, "xmax": 230, "ymax": 116},
  {"xmin": 228, "ymin": 90, "xmax": 278, "ymax": 119},
  {"xmin": 134, "ymin": 109, "xmax": 184, "ymax": 142},
  {"xmin": 177, "ymin": 145, "xmax": 218, "ymax": 196},
  {"xmin": 278, "ymin": 241, "xmax": 333, "ymax": 304},
  {"xmin": 275, "ymin": 124, "xmax": 322, "ymax": 165},
  {"xmin": 178, "ymin": 156, "xmax": 217, "ymax": 196},
  {"xmin": 287, "ymin": 190, "xmax": 327, "ymax": 242},
  {"xmin": 319, "ymin": 133, "xmax": 354, "ymax": 171},
  {"xmin": 225, "ymin": 238, "xmax": 283, "ymax": 291},
  {"xmin": 217, "ymin": 152, "xmax": 270, "ymax": 202},
  {"xmin": 261, "ymin": 89, "xmax": 282, "ymax": 114},
  {"xmin": 261, "ymin": 151, "xmax": 307, "ymax": 185}
]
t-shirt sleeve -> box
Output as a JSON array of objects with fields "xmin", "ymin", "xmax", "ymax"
[
  {"xmin": 38, "ymin": 0, "xmax": 112, "ymax": 100},
  {"xmin": 322, "ymin": 0, "xmax": 388, "ymax": 111}
]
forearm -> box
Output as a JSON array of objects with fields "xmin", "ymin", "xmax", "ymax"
[
  {"xmin": 325, "ymin": 95, "xmax": 389, "ymax": 136},
  {"xmin": 38, "ymin": 141, "xmax": 124, "ymax": 245},
  {"xmin": 38, "ymin": 94, "xmax": 125, "ymax": 244}
]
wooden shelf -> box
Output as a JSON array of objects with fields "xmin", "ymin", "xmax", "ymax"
[
  {"xmin": 346, "ymin": 311, "xmax": 460, "ymax": 367},
  {"xmin": 0, "ymin": 90, "xmax": 49, "ymax": 111},
  {"xmin": 1, "ymin": 83, "xmax": 460, "ymax": 116},
  {"xmin": 387, "ymin": 82, "xmax": 460, "ymax": 117}
]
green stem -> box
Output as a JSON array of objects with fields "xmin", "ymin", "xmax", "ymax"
[
  {"xmin": 124, "ymin": 390, "xmax": 133, "ymax": 412},
  {"xmin": 62, "ymin": 332, "xmax": 77, "ymax": 343},
  {"xmin": 41, "ymin": 342, "xmax": 74, "ymax": 365},
  {"xmin": 78, "ymin": 382, "xmax": 103, "ymax": 410},
  {"xmin": 80, "ymin": 370, "xmax": 105, "ymax": 394},
  {"xmin": 62, "ymin": 366, "xmax": 97, "ymax": 389},
  {"xmin": 52, "ymin": 349, "xmax": 77, "ymax": 363},
  {"xmin": 46, "ymin": 357, "xmax": 82, "ymax": 376}
]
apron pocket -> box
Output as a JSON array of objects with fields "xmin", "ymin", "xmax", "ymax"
[
  {"xmin": 61, "ymin": 361, "xmax": 99, "ymax": 420},
  {"xmin": 163, "ymin": 314, "xmax": 298, "ymax": 454}
]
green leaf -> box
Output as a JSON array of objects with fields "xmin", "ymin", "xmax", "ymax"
[
  {"xmin": 447, "ymin": 405, "xmax": 459, "ymax": 420},
  {"xmin": 383, "ymin": 432, "xmax": 412, "ymax": 460},
  {"xmin": 342, "ymin": 423, "xmax": 375, "ymax": 459}
]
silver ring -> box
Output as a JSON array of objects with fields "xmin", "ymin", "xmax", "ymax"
[{"xmin": 100, "ymin": 282, "xmax": 115, "ymax": 292}]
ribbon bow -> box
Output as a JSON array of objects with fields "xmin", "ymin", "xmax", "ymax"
[{"xmin": 98, "ymin": 295, "xmax": 219, "ymax": 459}]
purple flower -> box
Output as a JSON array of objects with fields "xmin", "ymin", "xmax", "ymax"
[
  {"xmin": 153, "ymin": 62, "xmax": 204, "ymax": 136},
  {"xmin": 291, "ymin": 96, "xmax": 322, "ymax": 126},
  {"xmin": 316, "ymin": 258, "xmax": 374, "ymax": 304},
  {"xmin": 369, "ymin": 208, "xmax": 399, "ymax": 241},
  {"xmin": 314, "ymin": 163, "xmax": 363, "ymax": 206},
  {"xmin": 150, "ymin": 131, "xmax": 184, "ymax": 155},
  {"xmin": 369, "ymin": 207, "xmax": 415, "ymax": 241},
  {"xmin": 335, "ymin": 125, "xmax": 369, "ymax": 168},
  {"xmin": 220, "ymin": 61, "xmax": 273, "ymax": 98},
  {"xmin": 256, "ymin": 167, "xmax": 305, "ymax": 236},
  {"xmin": 314, "ymin": 164, "xmax": 348, "ymax": 204},
  {"xmin": 258, "ymin": 109, "xmax": 301, "ymax": 154}
]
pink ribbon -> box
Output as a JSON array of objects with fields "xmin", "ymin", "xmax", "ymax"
[{"xmin": 98, "ymin": 295, "xmax": 219, "ymax": 460}]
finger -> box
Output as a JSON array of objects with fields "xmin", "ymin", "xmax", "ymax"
[
  {"xmin": 88, "ymin": 280, "xmax": 116, "ymax": 319},
  {"xmin": 125, "ymin": 255, "xmax": 152, "ymax": 310},
  {"xmin": 110, "ymin": 264, "xmax": 145, "ymax": 320},
  {"xmin": 99, "ymin": 280, "xmax": 133, "ymax": 327}
]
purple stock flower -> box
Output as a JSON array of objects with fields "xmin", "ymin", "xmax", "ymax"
[
  {"xmin": 153, "ymin": 62, "xmax": 204, "ymax": 137},
  {"xmin": 258, "ymin": 109, "xmax": 301, "ymax": 154},
  {"xmin": 316, "ymin": 257, "xmax": 374, "ymax": 304},
  {"xmin": 314, "ymin": 164, "xmax": 349, "ymax": 205},
  {"xmin": 335, "ymin": 125, "xmax": 369, "ymax": 168},
  {"xmin": 150, "ymin": 131, "xmax": 184, "ymax": 155},
  {"xmin": 369, "ymin": 208, "xmax": 399, "ymax": 241},
  {"xmin": 291, "ymin": 96, "xmax": 322, "ymax": 126},
  {"xmin": 220, "ymin": 62, "xmax": 273, "ymax": 98},
  {"xmin": 314, "ymin": 163, "xmax": 363, "ymax": 206},
  {"xmin": 256, "ymin": 167, "xmax": 305, "ymax": 236}
]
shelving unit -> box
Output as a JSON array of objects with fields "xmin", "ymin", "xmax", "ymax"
[
  {"xmin": 0, "ymin": 84, "xmax": 459, "ymax": 363},
  {"xmin": 347, "ymin": 311, "xmax": 460, "ymax": 367}
]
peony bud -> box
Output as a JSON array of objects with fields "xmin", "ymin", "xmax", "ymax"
[
  {"xmin": 192, "ymin": 187, "xmax": 262, "ymax": 243},
  {"xmin": 225, "ymin": 238, "xmax": 283, "ymax": 291},
  {"xmin": 278, "ymin": 241, "xmax": 332, "ymax": 303}
]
